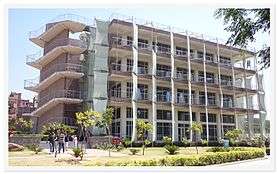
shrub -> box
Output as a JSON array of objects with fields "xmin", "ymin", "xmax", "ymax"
[
  {"xmin": 129, "ymin": 148, "xmax": 140, "ymax": 155},
  {"xmin": 72, "ymin": 147, "xmax": 85, "ymax": 160},
  {"xmin": 27, "ymin": 144, "xmax": 43, "ymax": 154},
  {"xmin": 122, "ymin": 138, "xmax": 132, "ymax": 148},
  {"xmin": 164, "ymin": 145, "xmax": 179, "ymax": 155},
  {"xmin": 201, "ymin": 140, "xmax": 208, "ymax": 146},
  {"xmin": 98, "ymin": 148, "xmax": 264, "ymax": 166},
  {"xmin": 163, "ymin": 136, "xmax": 172, "ymax": 145},
  {"xmin": 206, "ymin": 147, "xmax": 248, "ymax": 153},
  {"xmin": 181, "ymin": 138, "xmax": 191, "ymax": 147}
]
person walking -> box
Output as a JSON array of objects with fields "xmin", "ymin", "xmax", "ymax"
[
  {"xmin": 64, "ymin": 134, "xmax": 69, "ymax": 151},
  {"xmin": 58, "ymin": 132, "xmax": 65, "ymax": 153},
  {"xmin": 54, "ymin": 133, "xmax": 59, "ymax": 158},
  {"xmin": 73, "ymin": 135, "xmax": 78, "ymax": 148},
  {"xmin": 48, "ymin": 133, "xmax": 55, "ymax": 154}
]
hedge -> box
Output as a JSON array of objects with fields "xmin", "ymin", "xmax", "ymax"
[{"xmin": 92, "ymin": 148, "xmax": 264, "ymax": 166}]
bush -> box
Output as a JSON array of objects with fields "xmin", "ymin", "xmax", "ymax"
[
  {"xmin": 99, "ymin": 148, "xmax": 264, "ymax": 166},
  {"xmin": 164, "ymin": 145, "xmax": 179, "ymax": 155},
  {"xmin": 72, "ymin": 147, "xmax": 85, "ymax": 160},
  {"xmin": 163, "ymin": 136, "xmax": 172, "ymax": 145},
  {"xmin": 129, "ymin": 148, "xmax": 140, "ymax": 155},
  {"xmin": 122, "ymin": 138, "xmax": 132, "ymax": 148},
  {"xmin": 27, "ymin": 144, "xmax": 43, "ymax": 154}
]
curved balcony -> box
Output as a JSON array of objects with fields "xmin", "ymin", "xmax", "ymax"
[
  {"xmin": 32, "ymin": 90, "xmax": 82, "ymax": 116},
  {"xmin": 26, "ymin": 38, "xmax": 86, "ymax": 69},
  {"xmin": 24, "ymin": 63, "xmax": 84, "ymax": 92},
  {"xmin": 29, "ymin": 14, "xmax": 92, "ymax": 47}
]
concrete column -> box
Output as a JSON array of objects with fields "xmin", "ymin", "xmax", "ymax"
[
  {"xmin": 216, "ymin": 113, "xmax": 222, "ymax": 140},
  {"xmin": 121, "ymin": 107, "xmax": 127, "ymax": 138},
  {"xmin": 131, "ymin": 21, "xmax": 138, "ymax": 142},
  {"xmin": 195, "ymin": 112, "xmax": 201, "ymax": 141},
  {"xmin": 186, "ymin": 32, "xmax": 193, "ymax": 140},
  {"xmin": 152, "ymin": 35, "xmax": 157, "ymax": 142},
  {"xmin": 170, "ymin": 31, "xmax": 177, "ymax": 142},
  {"xmin": 202, "ymin": 37, "xmax": 209, "ymax": 142}
]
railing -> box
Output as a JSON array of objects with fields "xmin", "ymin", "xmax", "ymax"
[
  {"xmin": 136, "ymin": 91, "xmax": 150, "ymax": 100},
  {"xmin": 38, "ymin": 90, "xmax": 82, "ymax": 107},
  {"xmin": 24, "ymin": 77, "xmax": 39, "ymax": 89},
  {"xmin": 29, "ymin": 14, "xmax": 94, "ymax": 39},
  {"xmin": 175, "ymin": 73, "xmax": 188, "ymax": 81},
  {"xmin": 109, "ymin": 63, "xmax": 132, "ymax": 74},
  {"xmin": 108, "ymin": 89, "xmax": 132, "ymax": 100},
  {"xmin": 138, "ymin": 42, "xmax": 152, "ymax": 51},
  {"xmin": 26, "ymin": 50, "xmax": 43, "ymax": 64},
  {"xmin": 221, "ymin": 80, "xmax": 233, "ymax": 86},
  {"xmin": 40, "ymin": 63, "xmax": 84, "ymax": 81},
  {"xmin": 156, "ymin": 70, "xmax": 171, "ymax": 78},
  {"xmin": 137, "ymin": 66, "xmax": 150, "ymax": 75},
  {"xmin": 156, "ymin": 91, "xmax": 172, "ymax": 102},
  {"xmin": 44, "ymin": 38, "xmax": 86, "ymax": 53},
  {"xmin": 175, "ymin": 50, "xmax": 187, "ymax": 58}
]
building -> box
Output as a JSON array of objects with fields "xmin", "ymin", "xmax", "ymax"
[
  {"xmin": 24, "ymin": 14, "xmax": 267, "ymax": 142},
  {"xmin": 8, "ymin": 92, "xmax": 38, "ymax": 132}
]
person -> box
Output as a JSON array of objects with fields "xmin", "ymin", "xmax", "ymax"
[
  {"xmin": 58, "ymin": 132, "xmax": 65, "ymax": 153},
  {"xmin": 73, "ymin": 135, "xmax": 78, "ymax": 148},
  {"xmin": 48, "ymin": 133, "xmax": 55, "ymax": 154},
  {"xmin": 54, "ymin": 132, "xmax": 59, "ymax": 158},
  {"xmin": 64, "ymin": 134, "xmax": 69, "ymax": 151}
]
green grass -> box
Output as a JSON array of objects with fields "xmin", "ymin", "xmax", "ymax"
[{"xmin": 9, "ymin": 147, "xmax": 209, "ymax": 166}]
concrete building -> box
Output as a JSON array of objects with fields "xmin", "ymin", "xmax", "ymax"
[{"xmin": 24, "ymin": 14, "xmax": 267, "ymax": 142}]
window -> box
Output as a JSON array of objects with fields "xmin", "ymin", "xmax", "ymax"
[
  {"xmin": 157, "ymin": 122, "xmax": 172, "ymax": 140},
  {"xmin": 221, "ymin": 75, "xmax": 232, "ymax": 86},
  {"xmin": 137, "ymin": 108, "xmax": 148, "ymax": 119},
  {"xmin": 209, "ymin": 125, "xmax": 217, "ymax": 141},
  {"xmin": 200, "ymin": 113, "xmax": 206, "ymax": 122},
  {"xmin": 207, "ymin": 93, "xmax": 216, "ymax": 105},
  {"xmin": 109, "ymin": 83, "xmax": 121, "ymax": 98},
  {"xmin": 208, "ymin": 113, "xmax": 217, "ymax": 123},
  {"xmin": 178, "ymin": 111, "xmax": 196, "ymax": 121},
  {"xmin": 126, "ymin": 107, "xmax": 132, "ymax": 118},
  {"xmin": 157, "ymin": 87, "xmax": 171, "ymax": 102},
  {"xmin": 112, "ymin": 107, "xmax": 121, "ymax": 119},
  {"xmin": 157, "ymin": 110, "xmax": 172, "ymax": 120},
  {"xmin": 176, "ymin": 89, "xmax": 189, "ymax": 103},
  {"xmin": 126, "ymin": 107, "xmax": 148, "ymax": 119},
  {"xmin": 138, "ymin": 38, "xmax": 149, "ymax": 49},
  {"xmin": 127, "ymin": 59, "xmax": 133, "ymax": 72},
  {"xmin": 156, "ymin": 42, "xmax": 170, "ymax": 54},
  {"xmin": 175, "ymin": 46, "xmax": 187, "ymax": 56},
  {"xmin": 176, "ymin": 68, "xmax": 188, "ymax": 80},
  {"xmin": 127, "ymin": 36, "xmax": 133, "ymax": 46},
  {"xmin": 197, "ymin": 51, "xmax": 204, "ymax": 59},
  {"xmin": 206, "ymin": 72, "xmax": 215, "ymax": 83},
  {"xmin": 112, "ymin": 122, "xmax": 120, "ymax": 137},
  {"xmin": 220, "ymin": 56, "xmax": 231, "ymax": 66},
  {"xmin": 178, "ymin": 124, "xmax": 190, "ymax": 141},
  {"xmin": 126, "ymin": 121, "xmax": 133, "ymax": 139},
  {"xmin": 199, "ymin": 91, "xmax": 205, "ymax": 105},
  {"xmin": 178, "ymin": 111, "xmax": 190, "ymax": 121},
  {"xmin": 127, "ymin": 82, "xmax": 133, "ymax": 98},
  {"xmin": 223, "ymin": 95, "xmax": 233, "ymax": 108},
  {"xmin": 156, "ymin": 64, "xmax": 171, "ymax": 77},
  {"xmin": 223, "ymin": 115, "xmax": 235, "ymax": 123},
  {"xmin": 206, "ymin": 53, "xmax": 214, "ymax": 62},
  {"xmin": 198, "ymin": 71, "xmax": 205, "ymax": 82},
  {"xmin": 138, "ymin": 61, "xmax": 148, "ymax": 75},
  {"xmin": 137, "ymin": 84, "xmax": 148, "ymax": 100}
]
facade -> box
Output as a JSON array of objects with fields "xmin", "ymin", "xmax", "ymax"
[{"xmin": 25, "ymin": 14, "xmax": 266, "ymax": 142}]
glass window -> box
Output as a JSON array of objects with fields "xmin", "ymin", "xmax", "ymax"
[
  {"xmin": 127, "ymin": 59, "xmax": 133, "ymax": 72},
  {"xmin": 157, "ymin": 122, "xmax": 172, "ymax": 140},
  {"xmin": 157, "ymin": 110, "xmax": 172, "ymax": 120},
  {"xmin": 112, "ymin": 121, "xmax": 120, "ymax": 137},
  {"xmin": 126, "ymin": 107, "xmax": 132, "ymax": 118},
  {"xmin": 223, "ymin": 115, "xmax": 235, "ymax": 123},
  {"xmin": 126, "ymin": 121, "xmax": 133, "ymax": 139},
  {"xmin": 137, "ymin": 108, "xmax": 148, "ymax": 119}
]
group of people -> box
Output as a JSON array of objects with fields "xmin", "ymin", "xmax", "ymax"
[{"xmin": 47, "ymin": 131, "xmax": 78, "ymax": 156}]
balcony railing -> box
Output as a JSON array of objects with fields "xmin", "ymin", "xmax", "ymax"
[
  {"xmin": 157, "ymin": 91, "xmax": 172, "ymax": 102},
  {"xmin": 175, "ymin": 50, "xmax": 187, "ymax": 58},
  {"xmin": 109, "ymin": 63, "xmax": 132, "ymax": 75},
  {"xmin": 40, "ymin": 63, "xmax": 84, "ymax": 81},
  {"xmin": 29, "ymin": 14, "xmax": 93, "ymax": 39},
  {"xmin": 44, "ymin": 38, "xmax": 86, "ymax": 54},
  {"xmin": 24, "ymin": 77, "xmax": 39, "ymax": 90},
  {"xmin": 175, "ymin": 73, "xmax": 188, "ymax": 81},
  {"xmin": 156, "ymin": 70, "xmax": 171, "ymax": 78},
  {"xmin": 38, "ymin": 90, "xmax": 82, "ymax": 107},
  {"xmin": 136, "ymin": 91, "xmax": 150, "ymax": 100},
  {"xmin": 137, "ymin": 66, "xmax": 150, "ymax": 75}
]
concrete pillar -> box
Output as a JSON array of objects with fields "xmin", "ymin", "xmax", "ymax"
[
  {"xmin": 121, "ymin": 107, "xmax": 127, "ymax": 138},
  {"xmin": 186, "ymin": 32, "xmax": 193, "ymax": 141},
  {"xmin": 131, "ymin": 21, "xmax": 138, "ymax": 142},
  {"xmin": 216, "ymin": 113, "xmax": 222, "ymax": 140},
  {"xmin": 152, "ymin": 34, "xmax": 157, "ymax": 142}
]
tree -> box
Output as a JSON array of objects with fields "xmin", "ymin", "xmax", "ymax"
[
  {"xmin": 75, "ymin": 109, "xmax": 101, "ymax": 149},
  {"xmin": 9, "ymin": 117, "xmax": 33, "ymax": 134},
  {"xmin": 96, "ymin": 107, "xmax": 114, "ymax": 157},
  {"xmin": 136, "ymin": 119, "xmax": 153, "ymax": 155},
  {"xmin": 41, "ymin": 122, "xmax": 75, "ymax": 136},
  {"xmin": 190, "ymin": 122, "xmax": 203, "ymax": 154},
  {"xmin": 214, "ymin": 8, "xmax": 270, "ymax": 69},
  {"xmin": 225, "ymin": 129, "xmax": 242, "ymax": 146}
]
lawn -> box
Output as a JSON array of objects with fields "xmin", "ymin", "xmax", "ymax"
[{"xmin": 9, "ymin": 146, "xmax": 209, "ymax": 166}]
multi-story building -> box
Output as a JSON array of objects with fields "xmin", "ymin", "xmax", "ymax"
[{"xmin": 25, "ymin": 14, "xmax": 267, "ymax": 142}]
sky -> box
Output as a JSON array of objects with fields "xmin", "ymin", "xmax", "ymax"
[{"xmin": 8, "ymin": 7, "xmax": 272, "ymax": 119}]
